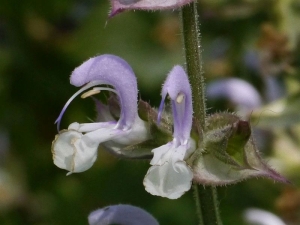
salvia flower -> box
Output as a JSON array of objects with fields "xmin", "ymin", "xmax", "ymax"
[
  {"xmin": 88, "ymin": 204, "xmax": 159, "ymax": 225},
  {"xmin": 243, "ymin": 208, "xmax": 286, "ymax": 225},
  {"xmin": 109, "ymin": 0, "xmax": 194, "ymax": 17},
  {"xmin": 206, "ymin": 78, "xmax": 262, "ymax": 118},
  {"xmin": 143, "ymin": 65, "xmax": 195, "ymax": 199},
  {"xmin": 52, "ymin": 54, "xmax": 149, "ymax": 175}
]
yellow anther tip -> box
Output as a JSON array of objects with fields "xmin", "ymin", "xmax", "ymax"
[
  {"xmin": 176, "ymin": 93, "xmax": 185, "ymax": 104},
  {"xmin": 81, "ymin": 89, "xmax": 101, "ymax": 99}
]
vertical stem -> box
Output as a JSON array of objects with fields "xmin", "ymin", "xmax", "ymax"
[
  {"xmin": 197, "ymin": 185, "xmax": 223, "ymax": 225},
  {"xmin": 181, "ymin": 1, "xmax": 205, "ymax": 127},
  {"xmin": 192, "ymin": 184, "xmax": 204, "ymax": 225},
  {"xmin": 180, "ymin": 2, "xmax": 223, "ymax": 225}
]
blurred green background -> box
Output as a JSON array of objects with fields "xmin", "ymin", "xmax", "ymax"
[{"xmin": 1, "ymin": 0, "xmax": 300, "ymax": 224}]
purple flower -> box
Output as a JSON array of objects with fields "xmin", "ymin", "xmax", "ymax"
[
  {"xmin": 52, "ymin": 54, "xmax": 149, "ymax": 175},
  {"xmin": 243, "ymin": 208, "xmax": 286, "ymax": 225},
  {"xmin": 88, "ymin": 204, "xmax": 159, "ymax": 225},
  {"xmin": 143, "ymin": 66, "xmax": 195, "ymax": 199},
  {"xmin": 206, "ymin": 78, "xmax": 262, "ymax": 117},
  {"xmin": 109, "ymin": 0, "xmax": 194, "ymax": 17}
]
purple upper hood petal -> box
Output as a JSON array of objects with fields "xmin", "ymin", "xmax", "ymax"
[
  {"xmin": 70, "ymin": 54, "xmax": 138, "ymax": 130},
  {"xmin": 160, "ymin": 66, "xmax": 193, "ymax": 144}
]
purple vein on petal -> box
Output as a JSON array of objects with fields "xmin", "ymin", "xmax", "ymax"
[{"xmin": 157, "ymin": 93, "xmax": 167, "ymax": 125}]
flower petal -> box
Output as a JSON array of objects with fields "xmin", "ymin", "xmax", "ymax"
[
  {"xmin": 144, "ymin": 66, "xmax": 195, "ymax": 199},
  {"xmin": 88, "ymin": 204, "xmax": 159, "ymax": 225},
  {"xmin": 71, "ymin": 55, "xmax": 138, "ymax": 130},
  {"xmin": 206, "ymin": 78, "xmax": 262, "ymax": 117},
  {"xmin": 56, "ymin": 55, "xmax": 138, "ymax": 131},
  {"xmin": 150, "ymin": 143, "xmax": 172, "ymax": 165},
  {"xmin": 52, "ymin": 130, "xmax": 83, "ymax": 172},
  {"xmin": 243, "ymin": 208, "xmax": 286, "ymax": 225},
  {"xmin": 160, "ymin": 66, "xmax": 193, "ymax": 144},
  {"xmin": 144, "ymin": 160, "xmax": 193, "ymax": 199},
  {"xmin": 94, "ymin": 99, "xmax": 116, "ymax": 122},
  {"xmin": 52, "ymin": 124, "xmax": 124, "ymax": 175},
  {"xmin": 110, "ymin": 0, "xmax": 194, "ymax": 17}
]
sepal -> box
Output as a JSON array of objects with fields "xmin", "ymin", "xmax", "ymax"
[{"xmin": 190, "ymin": 113, "xmax": 288, "ymax": 185}]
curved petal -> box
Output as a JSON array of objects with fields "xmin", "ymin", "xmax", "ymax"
[
  {"xmin": 157, "ymin": 92, "xmax": 167, "ymax": 125},
  {"xmin": 94, "ymin": 98, "xmax": 117, "ymax": 122},
  {"xmin": 143, "ymin": 160, "xmax": 193, "ymax": 199},
  {"xmin": 52, "ymin": 130, "xmax": 83, "ymax": 172},
  {"xmin": 70, "ymin": 55, "xmax": 138, "ymax": 130},
  {"xmin": 52, "ymin": 124, "xmax": 124, "ymax": 175},
  {"xmin": 74, "ymin": 122, "xmax": 117, "ymax": 133},
  {"xmin": 206, "ymin": 78, "xmax": 262, "ymax": 116},
  {"xmin": 88, "ymin": 204, "xmax": 159, "ymax": 225},
  {"xmin": 243, "ymin": 208, "xmax": 286, "ymax": 225},
  {"xmin": 150, "ymin": 143, "xmax": 172, "ymax": 166},
  {"xmin": 100, "ymin": 117, "xmax": 151, "ymax": 157},
  {"xmin": 160, "ymin": 66, "xmax": 192, "ymax": 143},
  {"xmin": 110, "ymin": 0, "xmax": 194, "ymax": 17}
]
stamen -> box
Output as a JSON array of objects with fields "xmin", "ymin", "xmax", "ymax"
[
  {"xmin": 81, "ymin": 89, "xmax": 101, "ymax": 99},
  {"xmin": 176, "ymin": 93, "xmax": 185, "ymax": 104},
  {"xmin": 55, "ymin": 80, "xmax": 117, "ymax": 132}
]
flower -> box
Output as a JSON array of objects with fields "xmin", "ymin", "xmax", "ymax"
[
  {"xmin": 143, "ymin": 65, "xmax": 195, "ymax": 199},
  {"xmin": 109, "ymin": 0, "xmax": 194, "ymax": 17},
  {"xmin": 88, "ymin": 204, "xmax": 159, "ymax": 225},
  {"xmin": 52, "ymin": 54, "xmax": 149, "ymax": 175},
  {"xmin": 243, "ymin": 208, "xmax": 286, "ymax": 225},
  {"xmin": 206, "ymin": 78, "xmax": 262, "ymax": 118}
]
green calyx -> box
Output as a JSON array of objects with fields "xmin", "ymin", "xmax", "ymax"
[{"xmin": 189, "ymin": 113, "xmax": 288, "ymax": 186}]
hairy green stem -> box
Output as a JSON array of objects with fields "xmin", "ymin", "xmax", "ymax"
[
  {"xmin": 181, "ymin": 1, "xmax": 205, "ymax": 127},
  {"xmin": 180, "ymin": 2, "xmax": 223, "ymax": 225},
  {"xmin": 196, "ymin": 185, "xmax": 223, "ymax": 225}
]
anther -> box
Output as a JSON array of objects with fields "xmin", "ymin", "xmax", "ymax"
[
  {"xmin": 176, "ymin": 93, "xmax": 185, "ymax": 104},
  {"xmin": 81, "ymin": 89, "xmax": 101, "ymax": 99}
]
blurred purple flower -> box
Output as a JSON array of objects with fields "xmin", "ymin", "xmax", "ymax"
[
  {"xmin": 207, "ymin": 78, "xmax": 262, "ymax": 117},
  {"xmin": 109, "ymin": 0, "xmax": 194, "ymax": 17},
  {"xmin": 244, "ymin": 208, "xmax": 286, "ymax": 225},
  {"xmin": 88, "ymin": 204, "xmax": 159, "ymax": 225}
]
